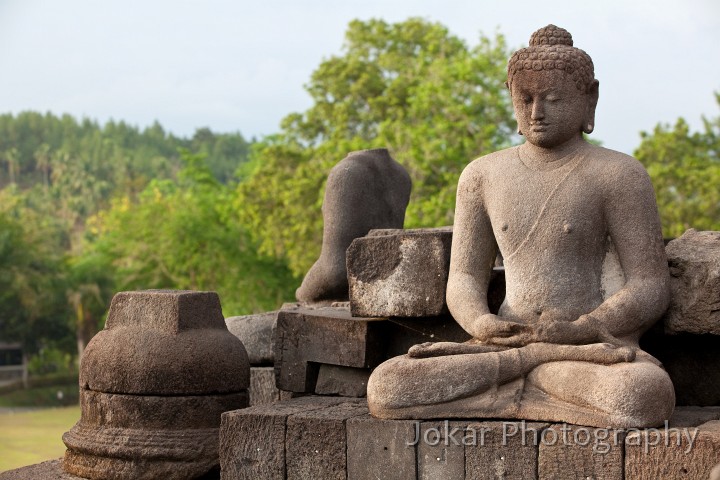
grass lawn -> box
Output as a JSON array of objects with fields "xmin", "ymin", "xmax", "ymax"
[{"xmin": 0, "ymin": 405, "xmax": 80, "ymax": 472}]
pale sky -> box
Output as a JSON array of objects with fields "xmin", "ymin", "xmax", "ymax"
[{"xmin": 0, "ymin": 0, "xmax": 718, "ymax": 154}]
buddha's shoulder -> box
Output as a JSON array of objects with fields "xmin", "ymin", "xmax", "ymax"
[
  {"xmin": 583, "ymin": 144, "xmax": 651, "ymax": 183},
  {"xmin": 461, "ymin": 147, "xmax": 519, "ymax": 179}
]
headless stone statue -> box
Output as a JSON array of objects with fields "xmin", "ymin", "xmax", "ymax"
[
  {"xmin": 296, "ymin": 148, "xmax": 411, "ymax": 303},
  {"xmin": 367, "ymin": 25, "xmax": 675, "ymax": 428}
]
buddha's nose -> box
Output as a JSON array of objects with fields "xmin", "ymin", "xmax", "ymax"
[{"xmin": 531, "ymin": 100, "xmax": 545, "ymax": 120}]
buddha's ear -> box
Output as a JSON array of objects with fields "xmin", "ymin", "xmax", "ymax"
[{"xmin": 583, "ymin": 80, "xmax": 600, "ymax": 134}]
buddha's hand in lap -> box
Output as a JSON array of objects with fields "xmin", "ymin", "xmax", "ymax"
[
  {"xmin": 534, "ymin": 316, "xmax": 600, "ymax": 344},
  {"xmin": 471, "ymin": 313, "xmax": 533, "ymax": 341},
  {"xmin": 488, "ymin": 315, "xmax": 631, "ymax": 348}
]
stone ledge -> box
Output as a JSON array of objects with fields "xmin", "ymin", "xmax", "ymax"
[
  {"xmin": 0, "ymin": 459, "xmax": 221, "ymax": 480},
  {"xmin": 0, "ymin": 459, "xmax": 81, "ymax": 480},
  {"xmin": 219, "ymin": 397, "xmax": 720, "ymax": 480},
  {"xmin": 220, "ymin": 396, "xmax": 363, "ymax": 480}
]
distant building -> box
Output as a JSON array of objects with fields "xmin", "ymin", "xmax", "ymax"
[{"xmin": 0, "ymin": 342, "xmax": 27, "ymax": 387}]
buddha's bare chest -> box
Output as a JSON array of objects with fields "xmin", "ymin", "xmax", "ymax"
[{"xmin": 484, "ymin": 166, "xmax": 606, "ymax": 258}]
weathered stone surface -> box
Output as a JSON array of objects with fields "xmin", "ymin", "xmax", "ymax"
[
  {"xmin": 0, "ymin": 459, "xmax": 221, "ymax": 480},
  {"xmin": 625, "ymin": 420, "xmax": 720, "ymax": 479},
  {"xmin": 666, "ymin": 405, "xmax": 720, "ymax": 427},
  {"xmin": 367, "ymin": 25, "xmax": 675, "ymax": 430},
  {"xmin": 0, "ymin": 459, "xmax": 84, "ymax": 480},
  {"xmin": 285, "ymin": 400, "xmax": 369, "ymax": 480},
  {"xmin": 641, "ymin": 328, "xmax": 720, "ymax": 405},
  {"xmin": 624, "ymin": 405, "xmax": 720, "ymax": 480},
  {"xmin": 467, "ymin": 421, "xmax": 548, "ymax": 480},
  {"xmin": 219, "ymin": 396, "xmax": 350, "ymax": 480},
  {"xmin": 80, "ymin": 290, "xmax": 249, "ymax": 395},
  {"xmin": 347, "ymin": 228, "xmax": 507, "ymax": 318},
  {"xmin": 346, "ymin": 415, "xmax": 417, "ymax": 480},
  {"xmin": 274, "ymin": 307, "xmax": 386, "ymax": 393},
  {"xmin": 348, "ymin": 227, "xmax": 452, "ymax": 317},
  {"xmin": 274, "ymin": 306, "xmax": 470, "ymax": 395},
  {"xmin": 315, "ymin": 364, "xmax": 370, "ymax": 397},
  {"xmin": 664, "ymin": 229, "xmax": 720, "ymax": 335},
  {"xmin": 539, "ymin": 424, "xmax": 626, "ymax": 480},
  {"xmin": 226, "ymin": 312, "xmax": 277, "ymax": 365},
  {"xmin": 64, "ymin": 290, "xmax": 249, "ymax": 480},
  {"xmin": 279, "ymin": 390, "xmax": 308, "ymax": 401},
  {"xmin": 296, "ymin": 148, "xmax": 411, "ymax": 304},
  {"xmin": 249, "ymin": 367, "xmax": 280, "ymax": 406},
  {"xmin": 70, "ymin": 389, "xmax": 247, "ymax": 430},
  {"xmin": 417, "ymin": 421, "xmax": 467, "ymax": 480}
]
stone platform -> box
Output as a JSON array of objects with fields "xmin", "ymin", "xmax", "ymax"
[
  {"xmin": 0, "ymin": 459, "xmax": 221, "ymax": 480},
  {"xmin": 220, "ymin": 396, "xmax": 720, "ymax": 480}
]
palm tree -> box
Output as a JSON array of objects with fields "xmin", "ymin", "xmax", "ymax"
[
  {"xmin": 4, "ymin": 147, "xmax": 19, "ymax": 185},
  {"xmin": 34, "ymin": 143, "xmax": 52, "ymax": 189}
]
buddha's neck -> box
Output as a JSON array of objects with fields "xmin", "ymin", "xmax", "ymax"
[{"xmin": 520, "ymin": 137, "xmax": 587, "ymax": 167}]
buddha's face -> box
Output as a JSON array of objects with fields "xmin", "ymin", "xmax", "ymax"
[{"xmin": 510, "ymin": 69, "xmax": 597, "ymax": 149}]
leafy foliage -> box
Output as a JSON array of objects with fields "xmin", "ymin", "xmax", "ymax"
[
  {"xmin": 635, "ymin": 93, "xmax": 720, "ymax": 237},
  {"xmin": 236, "ymin": 18, "xmax": 515, "ymax": 276},
  {"xmin": 86, "ymin": 151, "xmax": 297, "ymax": 316},
  {"xmin": 0, "ymin": 113, "xmax": 273, "ymax": 357},
  {"xmin": 0, "ymin": 188, "xmax": 71, "ymax": 352}
]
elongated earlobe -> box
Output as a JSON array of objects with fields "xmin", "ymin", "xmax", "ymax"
[{"xmin": 583, "ymin": 79, "xmax": 599, "ymax": 135}]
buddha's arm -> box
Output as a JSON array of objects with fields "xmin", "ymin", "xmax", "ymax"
[
  {"xmin": 585, "ymin": 159, "xmax": 670, "ymax": 339},
  {"xmin": 447, "ymin": 163, "xmax": 529, "ymax": 340}
]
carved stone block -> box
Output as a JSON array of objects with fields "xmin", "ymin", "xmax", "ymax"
[
  {"xmin": 664, "ymin": 229, "xmax": 720, "ymax": 335},
  {"xmin": 273, "ymin": 307, "xmax": 386, "ymax": 393},
  {"xmin": 417, "ymin": 421, "xmax": 467, "ymax": 480},
  {"xmin": 285, "ymin": 400, "xmax": 369, "ymax": 479},
  {"xmin": 466, "ymin": 421, "xmax": 548, "ymax": 480},
  {"xmin": 226, "ymin": 311, "xmax": 277, "ymax": 365},
  {"xmin": 346, "ymin": 415, "xmax": 418, "ymax": 480},
  {"xmin": 625, "ymin": 420, "xmax": 720, "ymax": 479},
  {"xmin": 538, "ymin": 424, "xmax": 625, "ymax": 480},
  {"xmin": 249, "ymin": 366, "xmax": 280, "ymax": 406},
  {"xmin": 347, "ymin": 227, "xmax": 453, "ymax": 317},
  {"xmin": 219, "ymin": 396, "xmax": 349, "ymax": 480},
  {"xmin": 347, "ymin": 227, "xmax": 505, "ymax": 318},
  {"xmin": 274, "ymin": 306, "xmax": 470, "ymax": 395}
]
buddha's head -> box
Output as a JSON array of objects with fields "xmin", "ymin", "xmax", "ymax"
[{"xmin": 506, "ymin": 25, "xmax": 599, "ymax": 149}]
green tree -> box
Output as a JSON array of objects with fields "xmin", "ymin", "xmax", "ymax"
[
  {"xmin": 85, "ymin": 151, "xmax": 296, "ymax": 315},
  {"xmin": 635, "ymin": 93, "xmax": 720, "ymax": 237},
  {"xmin": 0, "ymin": 111, "xmax": 257, "ymax": 363},
  {"xmin": 236, "ymin": 18, "xmax": 515, "ymax": 276},
  {"xmin": 3, "ymin": 147, "xmax": 19, "ymax": 185},
  {"xmin": 0, "ymin": 188, "xmax": 71, "ymax": 353},
  {"xmin": 34, "ymin": 143, "xmax": 51, "ymax": 189}
]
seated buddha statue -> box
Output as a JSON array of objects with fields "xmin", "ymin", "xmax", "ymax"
[{"xmin": 366, "ymin": 25, "xmax": 675, "ymax": 428}]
